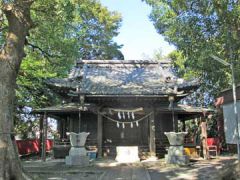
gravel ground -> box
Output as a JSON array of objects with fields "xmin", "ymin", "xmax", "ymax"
[
  {"xmin": 22, "ymin": 156, "xmax": 240, "ymax": 180},
  {"xmin": 143, "ymin": 157, "xmax": 240, "ymax": 180}
]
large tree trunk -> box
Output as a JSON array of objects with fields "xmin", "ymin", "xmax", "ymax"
[
  {"xmin": 0, "ymin": 62, "xmax": 30, "ymax": 180},
  {"xmin": 0, "ymin": 1, "xmax": 33, "ymax": 179}
]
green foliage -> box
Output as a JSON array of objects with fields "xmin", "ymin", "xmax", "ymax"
[
  {"xmin": 12, "ymin": 0, "xmax": 123, "ymax": 136},
  {"xmin": 144, "ymin": 0, "xmax": 240, "ymax": 105},
  {"xmin": 28, "ymin": 0, "xmax": 123, "ymax": 60},
  {"xmin": 152, "ymin": 49, "xmax": 166, "ymax": 61},
  {"xmin": 14, "ymin": 118, "xmax": 39, "ymax": 139},
  {"xmin": 207, "ymin": 114, "xmax": 218, "ymax": 138},
  {"xmin": 168, "ymin": 50, "xmax": 196, "ymax": 80},
  {"xmin": 17, "ymin": 53, "xmax": 59, "ymax": 109},
  {"xmin": 184, "ymin": 119, "xmax": 199, "ymax": 136}
]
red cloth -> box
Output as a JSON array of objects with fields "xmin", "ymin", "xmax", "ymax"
[{"xmin": 16, "ymin": 139, "xmax": 53, "ymax": 155}]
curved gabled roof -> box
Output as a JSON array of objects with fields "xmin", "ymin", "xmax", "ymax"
[{"xmin": 46, "ymin": 60, "xmax": 199, "ymax": 96}]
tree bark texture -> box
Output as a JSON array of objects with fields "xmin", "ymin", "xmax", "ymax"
[
  {"xmin": 200, "ymin": 121, "xmax": 209, "ymax": 160},
  {"xmin": 0, "ymin": 1, "xmax": 33, "ymax": 179}
]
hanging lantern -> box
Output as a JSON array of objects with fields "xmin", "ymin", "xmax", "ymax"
[
  {"xmin": 131, "ymin": 122, "xmax": 133, "ymax": 128},
  {"xmin": 136, "ymin": 121, "xmax": 139, "ymax": 127},
  {"xmin": 122, "ymin": 123, "xmax": 125, "ymax": 128},
  {"xmin": 132, "ymin": 112, "xmax": 135, "ymax": 119},
  {"xmin": 118, "ymin": 112, "xmax": 121, "ymax": 119},
  {"xmin": 128, "ymin": 112, "xmax": 130, "ymax": 119},
  {"xmin": 117, "ymin": 122, "xmax": 120, "ymax": 128},
  {"xmin": 122, "ymin": 112, "xmax": 125, "ymax": 119}
]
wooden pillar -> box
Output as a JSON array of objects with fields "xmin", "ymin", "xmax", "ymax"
[
  {"xmin": 41, "ymin": 112, "xmax": 48, "ymax": 161},
  {"xmin": 149, "ymin": 111, "xmax": 156, "ymax": 157},
  {"xmin": 181, "ymin": 120, "xmax": 186, "ymax": 132},
  {"xmin": 78, "ymin": 111, "xmax": 81, "ymax": 132},
  {"xmin": 69, "ymin": 116, "xmax": 73, "ymax": 132},
  {"xmin": 62, "ymin": 118, "xmax": 66, "ymax": 138},
  {"xmin": 97, "ymin": 112, "xmax": 103, "ymax": 158},
  {"xmin": 201, "ymin": 117, "xmax": 209, "ymax": 159},
  {"xmin": 174, "ymin": 114, "xmax": 178, "ymax": 132},
  {"xmin": 39, "ymin": 115, "xmax": 43, "ymax": 157},
  {"xmin": 58, "ymin": 119, "xmax": 63, "ymax": 139}
]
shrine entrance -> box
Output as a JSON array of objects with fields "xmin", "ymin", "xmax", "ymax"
[{"xmin": 101, "ymin": 111, "xmax": 152, "ymax": 157}]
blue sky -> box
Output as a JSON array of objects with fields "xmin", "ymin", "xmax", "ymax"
[{"xmin": 100, "ymin": 0, "xmax": 175, "ymax": 60}]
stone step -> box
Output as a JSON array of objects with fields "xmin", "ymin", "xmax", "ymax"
[{"xmin": 100, "ymin": 165, "xmax": 151, "ymax": 180}]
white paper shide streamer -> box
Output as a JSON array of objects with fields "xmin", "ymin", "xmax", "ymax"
[
  {"xmin": 132, "ymin": 112, "xmax": 135, "ymax": 119},
  {"xmin": 118, "ymin": 112, "xmax": 121, "ymax": 119},
  {"xmin": 102, "ymin": 111, "xmax": 153, "ymax": 129},
  {"xmin": 122, "ymin": 112, "xmax": 125, "ymax": 119}
]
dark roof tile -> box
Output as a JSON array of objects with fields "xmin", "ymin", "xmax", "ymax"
[{"xmin": 47, "ymin": 60, "xmax": 199, "ymax": 95}]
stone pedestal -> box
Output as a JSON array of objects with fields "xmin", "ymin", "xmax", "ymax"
[
  {"xmin": 165, "ymin": 146, "xmax": 189, "ymax": 165},
  {"xmin": 164, "ymin": 132, "xmax": 189, "ymax": 165},
  {"xmin": 69, "ymin": 147, "xmax": 87, "ymax": 156},
  {"xmin": 66, "ymin": 155, "xmax": 90, "ymax": 166},
  {"xmin": 115, "ymin": 146, "xmax": 140, "ymax": 163},
  {"xmin": 165, "ymin": 154, "xmax": 189, "ymax": 165},
  {"xmin": 65, "ymin": 132, "xmax": 90, "ymax": 166}
]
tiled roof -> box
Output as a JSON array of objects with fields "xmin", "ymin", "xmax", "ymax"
[{"xmin": 47, "ymin": 60, "xmax": 199, "ymax": 96}]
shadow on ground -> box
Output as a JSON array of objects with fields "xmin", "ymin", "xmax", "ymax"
[
  {"xmin": 145, "ymin": 157, "xmax": 239, "ymax": 180},
  {"xmin": 22, "ymin": 156, "xmax": 239, "ymax": 180}
]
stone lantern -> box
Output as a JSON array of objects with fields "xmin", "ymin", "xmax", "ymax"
[
  {"xmin": 65, "ymin": 132, "xmax": 90, "ymax": 166},
  {"xmin": 164, "ymin": 94, "xmax": 189, "ymax": 165}
]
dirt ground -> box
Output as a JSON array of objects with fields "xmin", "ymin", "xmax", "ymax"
[{"xmin": 22, "ymin": 156, "xmax": 240, "ymax": 180}]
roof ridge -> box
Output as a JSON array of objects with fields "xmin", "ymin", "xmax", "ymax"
[{"xmin": 76, "ymin": 60, "xmax": 171, "ymax": 64}]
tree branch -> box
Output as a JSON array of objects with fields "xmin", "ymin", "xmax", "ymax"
[{"xmin": 26, "ymin": 40, "xmax": 61, "ymax": 59}]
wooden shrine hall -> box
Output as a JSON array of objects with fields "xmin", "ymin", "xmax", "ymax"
[{"xmin": 35, "ymin": 60, "xmax": 211, "ymax": 160}]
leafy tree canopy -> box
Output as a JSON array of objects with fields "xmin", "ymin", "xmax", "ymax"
[
  {"xmin": 144, "ymin": 0, "xmax": 240, "ymax": 105},
  {"xmin": 1, "ymin": 0, "xmax": 123, "ymax": 134}
]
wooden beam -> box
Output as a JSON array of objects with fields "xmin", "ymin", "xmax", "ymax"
[
  {"xmin": 69, "ymin": 116, "xmax": 73, "ymax": 132},
  {"xmin": 97, "ymin": 112, "xmax": 103, "ymax": 158},
  {"xmin": 149, "ymin": 111, "xmax": 156, "ymax": 156},
  {"xmin": 41, "ymin": 112, "xmax": 47, "ymax": 162}
]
